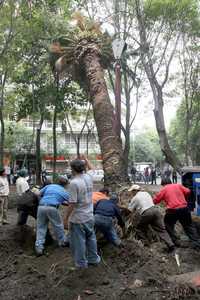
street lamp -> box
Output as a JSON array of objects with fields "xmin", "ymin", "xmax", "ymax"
[{"xmin": 112, "ymin": 39, "xmax": 126, "ymax": 138}]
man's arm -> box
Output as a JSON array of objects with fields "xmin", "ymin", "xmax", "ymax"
[
  {"xmin": 153, "ymin": 189, "xmax": 165, "ymax": 204},
  {"xmin": 63, "ymin": 182, "xmax": 77, "ymax": 229},
  {"xmin": 57, "ymin": 190, "xmax": 70, "ymax": 205},
  {"xmin": 114, "ymin": 205, "xmax": 125, "ymax": 229},
  {"xmin": 128, "ymin": 198, "xmax": 137, "ymax": 211},
  {"xmin": 39, "ymin": 185, "xmax": 47, "ymax": 197},
  {"xmin": 80, "ymin": 154, "xmax": 94, "ymax": 171},
  {"xmin": 63, "ymin": 203, "xmax": 75, "ymax": 229},
  {"xmin": 180, "ymin": 184, "xmax": 191, "ymax": 197}
]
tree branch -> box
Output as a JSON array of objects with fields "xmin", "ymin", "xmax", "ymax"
[{"xmin": 161, "ymin": 32, "xmax": 181, "ymax": 88}]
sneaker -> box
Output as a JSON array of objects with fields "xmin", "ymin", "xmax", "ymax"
[
  {"xmin": 60, "ymin": 240, "xmax": 70, "ymax": 247},
  {"xmin": 35, "ymin": 248, "xmax": 44, "ymax": 257},
  {"xmin": 88, "ymin": 256, "xmax": 101, "ymax": 266},
  {"xmin": 2, "ymin": 220, "xmax": 10, "ymax": 225}
]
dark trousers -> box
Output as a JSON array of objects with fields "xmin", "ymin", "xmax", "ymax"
[
  {"xmin": 137, "ymin": 207, "xmax": 174, "ymax": 248},
  {"xmin": 172, "ymin": 176, "xmax": 177, "ymax": 183},
  {"xmin": 164, "ymin": 207, "xmax": 200, "ymax": 248},
  {"xmin": 17, "ymin": 206, "xmax": 37, "ymax": 225},
  {"xmin": 17, "ymin": 206, "xmax": 53, "ymax": 245}
]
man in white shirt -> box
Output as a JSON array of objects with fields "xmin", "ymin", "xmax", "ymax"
[
  {"xmin": 16, "ymin": 170, "xmax": 29, "ymax": 196},
  {"xmin": 0, "ymin": 168, "xmax": 9, "ymax": 225},
  {"xmin": 128, "ymin": 184, "xmax": 175, "ymax": 252}
]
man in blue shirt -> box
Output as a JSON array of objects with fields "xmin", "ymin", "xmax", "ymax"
[
  {"xmin": 35, "ymin": 176, "xmax": 69, "ymax": 256},
  {"xmin": 94, "ymin": 194, "xmax": 125, "ymax": 247}
]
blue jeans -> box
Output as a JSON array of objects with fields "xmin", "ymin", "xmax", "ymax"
[
  {"xmin": 69, "ymin": 220, "xmax": 100, "ymax": 268},
  {"xmin": 35, "ymin": 206, "xmax": 66, "ymax": 251},
  {"xmin": 94, "ymin": 214, "xmax": 121, "ymax": 246}
]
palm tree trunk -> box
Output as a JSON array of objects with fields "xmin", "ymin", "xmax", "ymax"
[{"xmin": 83, "ymin": 52, "xmax": 127, "ymax": 186}]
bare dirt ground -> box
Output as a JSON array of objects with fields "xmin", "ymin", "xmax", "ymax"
[{"xmin": 1, "ymin": 185, "xmax": 200, "ymax": 300}]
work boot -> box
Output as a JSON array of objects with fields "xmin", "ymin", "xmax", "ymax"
[{"xmin": 60, "ymin": 240, "xmax": 70, "ymax": 247}]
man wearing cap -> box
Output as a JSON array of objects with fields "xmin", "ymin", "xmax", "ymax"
[
  {"xmin": 35, "ymin": 176, "xmax": 69, "ymax": 256},
  {"xmin": 0, "ymin": 168, "xmax": 9, "ymax": 225},
  {"xmin": 128, "ymin": 184, "xmax": 175, "ymax": 252}
]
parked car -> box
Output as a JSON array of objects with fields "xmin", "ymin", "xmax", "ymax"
[{"xmin": 42, "ymin": 170, "xmax": 70, "ymax": 183}]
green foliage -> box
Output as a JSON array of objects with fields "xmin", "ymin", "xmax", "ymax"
[
  {"xmin": 169, "ymin": 92, "xmax": 200, "ymax": 164},
  {"xmin": 130, "ymin": 129, "xmax": 163, "ymax": 163},
  {"xmin": 5, "ymin": 121, "xmax": 34, "ymax": 156},
  {"xmin": 144, "ymin": 0, "xmax": 200, "ymax": 35}
]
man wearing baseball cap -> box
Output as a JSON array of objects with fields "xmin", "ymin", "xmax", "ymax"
[{"xmin": 128, "ymin": 184, "xmax": 175, "ymax": 252}]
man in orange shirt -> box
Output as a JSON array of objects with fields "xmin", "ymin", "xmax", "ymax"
[
  {"xmin": 154, "ymin": 178, "xmax": 200, "ymax": 248},
  {"xmin": 92, "ymin": 188, "xmax": 109, "ymax": 205}
]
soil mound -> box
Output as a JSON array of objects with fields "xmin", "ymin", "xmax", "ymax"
[{"xmin": 0, "ymin": 224, "xmax": 200, "ymax": 300}]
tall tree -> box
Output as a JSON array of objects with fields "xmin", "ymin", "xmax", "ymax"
[
  {"xmin": 134, "ymin": 0, "xmax": 200, "ymax": 171},
  {"xmin": 50, "ymin": 13, "xmax": 127, "ymax": 185}
]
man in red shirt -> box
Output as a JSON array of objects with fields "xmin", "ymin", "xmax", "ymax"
[{"xmin": 153, "ymin": 178, "xmax": 200, "ymax": 248}]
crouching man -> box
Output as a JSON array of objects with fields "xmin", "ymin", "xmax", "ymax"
[
  {"xmin": 128, "ymin": 184, "xmax": 175, "ymax": 252},
  {"xmin": 35, "ymin": 176, "xmax": 69, "ymax": 256},
  {"xmin": 94, "ymin": 194, "xmax": 125, "ymax": 247}
]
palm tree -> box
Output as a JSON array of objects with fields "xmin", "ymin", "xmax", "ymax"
[{"xmin": 50, "ymin": 13, "xmax": 127, "ymax": 185}]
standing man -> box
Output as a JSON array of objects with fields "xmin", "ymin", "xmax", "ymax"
[
  {"xmin": 144, "ymin": 167, "xmax": 150, "ymax": 184},
  {"xmin": 0, "ymin": 168, "xmax": 9, "ymax": 225},
  {"xmin": 64, "ymin": 158, "xmax": 100, "ymax": 268},
  {"xmin": 130, "ymin": 165, "xmax": 137, "ymax": 183},
  {"xmin": 172, "ymin": 169, "xmax": 177, "ymax": 183},
  {"xmin": 35, "ymin": 176, "xmax": 69, "ymax": 256},
  {"xmin": 150, "ymin": 167, "xmax": 157, "ymax": 185},
  {"xmin": 128, "ymin": 184, "xmax": 175, "ymax": 252},
  {"xmin": 153, "ymin": 178, "xmax": 200, "ymax": 248}
]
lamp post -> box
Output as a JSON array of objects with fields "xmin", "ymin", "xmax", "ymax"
[
  {"xmin": 35, "ymin": 125, "xmax": 41, "ymax": 185},
  {"xmin": 112, "ymin": 39, "xmax": 126, "ymax": 138}
]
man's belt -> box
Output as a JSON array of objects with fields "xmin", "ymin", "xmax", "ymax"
[{"xmin": 39, "ymin": 203, "xmax": 59, "ymax": 209}]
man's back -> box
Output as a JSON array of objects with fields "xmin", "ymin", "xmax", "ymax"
[
  {"xmin": 128, "ymin": 191, "xmax": 154, "ymax": 215},
  {"xmin": 95, "ymin": 199, "xmax": 117, "ymax": 217},
  {"xmin": 40, "ymin": 184, "xmax": 69, "ymax": 206},
  {"xmin": 16, "ymin": 177, "xmax": 29, "ymax": 195},
  {"xmin": 68, "ymin": 173, "xmax": 93, "ymax": 223},
  {"xmin": 154, "ymin": 184, "xmax": 190, "ymax": 209}
]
